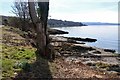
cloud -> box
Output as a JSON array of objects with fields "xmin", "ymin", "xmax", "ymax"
[
  {"xmin": 49, "ymin": 0, "xmax": 118, "ymax": 23},
  {"xmin": 0, "ymin": 0, "xmax": 118, "ymax": 23}
]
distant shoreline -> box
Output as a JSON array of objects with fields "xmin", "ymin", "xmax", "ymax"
[{"xmin": 82, "ymin": 22, "xmax": 119, "ymax": 26}]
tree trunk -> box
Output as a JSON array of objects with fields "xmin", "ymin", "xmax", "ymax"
[{"xmin": 28, "ymin": 1, "xmax": 48, "ymax": 57}]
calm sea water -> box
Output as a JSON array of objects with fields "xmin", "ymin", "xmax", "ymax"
[{"xmin": 52, "ymin": 25, "xmax": 119, "ymax": 53}]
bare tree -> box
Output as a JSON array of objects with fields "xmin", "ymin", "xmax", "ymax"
[
  {"xmin": 12, "ymin": 0, "xmax": 30, "ymax": 31},
  {"xmin": 28, "ymin": 0, "xmax": 51, "ymax": 58},
  {"xmin": 12, "ymin": 0, "xmax": 30, "ymax": 19}
]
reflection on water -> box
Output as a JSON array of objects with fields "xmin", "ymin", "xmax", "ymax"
[{"xmin": 52, "ymin": 25, "xmax": 119, "ymax": 52}]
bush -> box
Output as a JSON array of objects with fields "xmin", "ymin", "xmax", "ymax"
[
  {"xmin": 14, "ymin": 60, "xmax": 30, "ymax": 71},
  {"xmin": 8, "ymin": 17, "xmax": 22, "ymax": 28},
  {"xmin": 8, "ymin": 17, "xmax": 34, "ymax": 31}
]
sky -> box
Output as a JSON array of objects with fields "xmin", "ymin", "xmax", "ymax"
[{"xmin": 0, "ymin": 0, "xmax": 119, "ymax": 23}]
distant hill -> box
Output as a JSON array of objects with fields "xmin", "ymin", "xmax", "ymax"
[
  {"xmin": 82, "ymin": 22, "xmax": 119, "ymax": 25},
  {"xmin": 2, "ymin": 15, "xmax": 118, "ymax": 27},
  {"xmin": 0, "ymin": 15, "xmax": 86, "ymax": 27},
  {"xmin": 48, "ymin": 19, "xmax": 87, "ymax": 27}
]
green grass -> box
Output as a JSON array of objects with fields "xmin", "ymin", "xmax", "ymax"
[
  {"xmin": 95, "ymin": 62, "xmax": 110, "ymax": 69},
  {"xmin": 1, "ymin": 26, "xmax": 37, "ymax": 78},
  {"xmin": 1, "ymin": 26, "xmax": 57, "ymax": 78},
  {"xmin": 2, "ymin": 44, "xmax": 36, "ymax": 78},
  {"xmin": 2, "ymin": 59, "xmax": 14, "ymax": 77}
]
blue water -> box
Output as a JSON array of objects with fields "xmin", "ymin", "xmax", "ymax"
[{"xmin": 52, "ymin": 25, "xmax": 119, "ymax": 53}]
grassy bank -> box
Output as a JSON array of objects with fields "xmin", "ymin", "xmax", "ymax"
[{"xmin": 1, "ymin": 26, "xmax": 36, "ymax": 78}]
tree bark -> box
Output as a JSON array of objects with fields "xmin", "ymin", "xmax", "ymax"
[{"xmin": 28, "ymin": 1, "xmax": 48, "ymax": 57}]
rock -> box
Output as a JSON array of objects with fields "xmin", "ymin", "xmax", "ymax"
[
  {"xmin": 65, "ymin": 56, "xmax": 77, "ymax": 63},
  {"xmin": 64, "ymin": 68, "xmax": 69, "ymax": 72},
  {"xmin": 86, "ymin": 62, "xmax": 96, "ymax": 66},
  {"xmin": 64, "ymin": 37, "xmax": 97, "ymax": 42},
  {"xmin": 108, "ymin": 65, "xmax": 120, "ymax": 72},
  {"xmin": 74, "ymin": 68, "xmax": 79, "ymax": 72},
  {"xmin": 55, "ymin": 52, "xmax": 61, "ymax": 57},
  {"xmin": 18, "ymin": 48, "xmax": 25, "ymax": 51},
  {"xmin": 93, "ymin": 51, "xmax": 101, "ymax": 54},
  {"xmin": 14, "ymin": 72, "xmax": 18, "ymax": 75},
  {"xmin": 48, "ymin": 29, "xmax": 68, "ymax": 35},
  {"xmin": 95, "ymin": 75, "xmax": 103, "ymax": 78},
  {"xmin": 63, "ymin": 54, "xmax": 71, "ymax": 57},
  {"xmin": 74, "ymin": 60, "xmax": 81, "ymax": 64},
  {"xmin": 104, "ymin": 49, "xmax": 116, "ymax": 53},
  {"xmin": 107, "ymin": 71, "xmax": 119, "ymax": 75},
  {"xmin": 50, "ymin": 42, "xmax": 62, "ymax": 47}
]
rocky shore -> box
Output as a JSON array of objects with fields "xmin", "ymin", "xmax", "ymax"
[{"xmin": 49, "ymin": 29, "xmax": 120, "ymax": 76}]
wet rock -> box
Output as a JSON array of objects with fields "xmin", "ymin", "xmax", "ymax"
[
  {"xmin": 108, "ymin": 65, "xmax": 120, "ymax": 72},
  {"xmin": 48, "ymin": 29, "xmax": 68, "ymax": 35},
  {"xmin": 93, "ymin": 51, "xmax": 101, "ymax": 54},
  {"xmin": 104, "ymin": 49, "xmax": 116, "ymax": 53},
  {"xmin": 67, "ymin": 39, "xmax": 85, "ymax": 44},
  {"xmin": 65, "ymin": 37, "xmax": 97, "ymax": 42},
  {"xmin": 86, "ymin": 62, "xmax": 96, "ymax": 66}
]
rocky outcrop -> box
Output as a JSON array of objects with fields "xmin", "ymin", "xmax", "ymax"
[
  {"xmin": 48, "ymin": 28, "xmax": 68, "ymax": 35},
  {"xmin": 65, "ymin": 37, "xmax": 97, "ymax": 42}
]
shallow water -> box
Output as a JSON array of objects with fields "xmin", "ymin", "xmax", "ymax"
[{"xmin": 52, "ymin": 25, "xmax": 119, "ymax": 53}]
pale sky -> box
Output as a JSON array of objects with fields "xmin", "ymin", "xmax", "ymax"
[{"xmin": 0, "ymin": 0, "xmax": 119, "ymax": 23}]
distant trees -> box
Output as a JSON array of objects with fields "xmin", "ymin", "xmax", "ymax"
[
  {"xmin": 3, "ymin": 19, "xmax": 8, "ymax": 26},
  {"xmin": 12, "ymin": 1, "xmax": 29, "ymax": 19},
  {"xmin": 48, "ymin": 19, "xmax": 86, "ymax": 27},
  {"xmin": 11, "ymin": 0, "xmax": 30, "ymax": 31}
]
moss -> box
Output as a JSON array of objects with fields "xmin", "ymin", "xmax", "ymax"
[
  {"xmin": 2, "ymin": 44, "xmax": 36, "ymax": 59},
  {"xmin": 2, "ymin": 59, "xmax": 15, "ymax": 77},
  {"xmin": 95, "ymin": 62, "xmax": 110, "ymax": 69}
]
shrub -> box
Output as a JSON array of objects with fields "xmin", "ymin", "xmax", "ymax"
[{"xmin": 14, "ymin": 60, "xmax": 30, "ymax": 71}]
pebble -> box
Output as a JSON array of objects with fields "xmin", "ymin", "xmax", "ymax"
[{"xmin": 14, "ymin": 72, "xmax": 17, "ymax": 75}]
